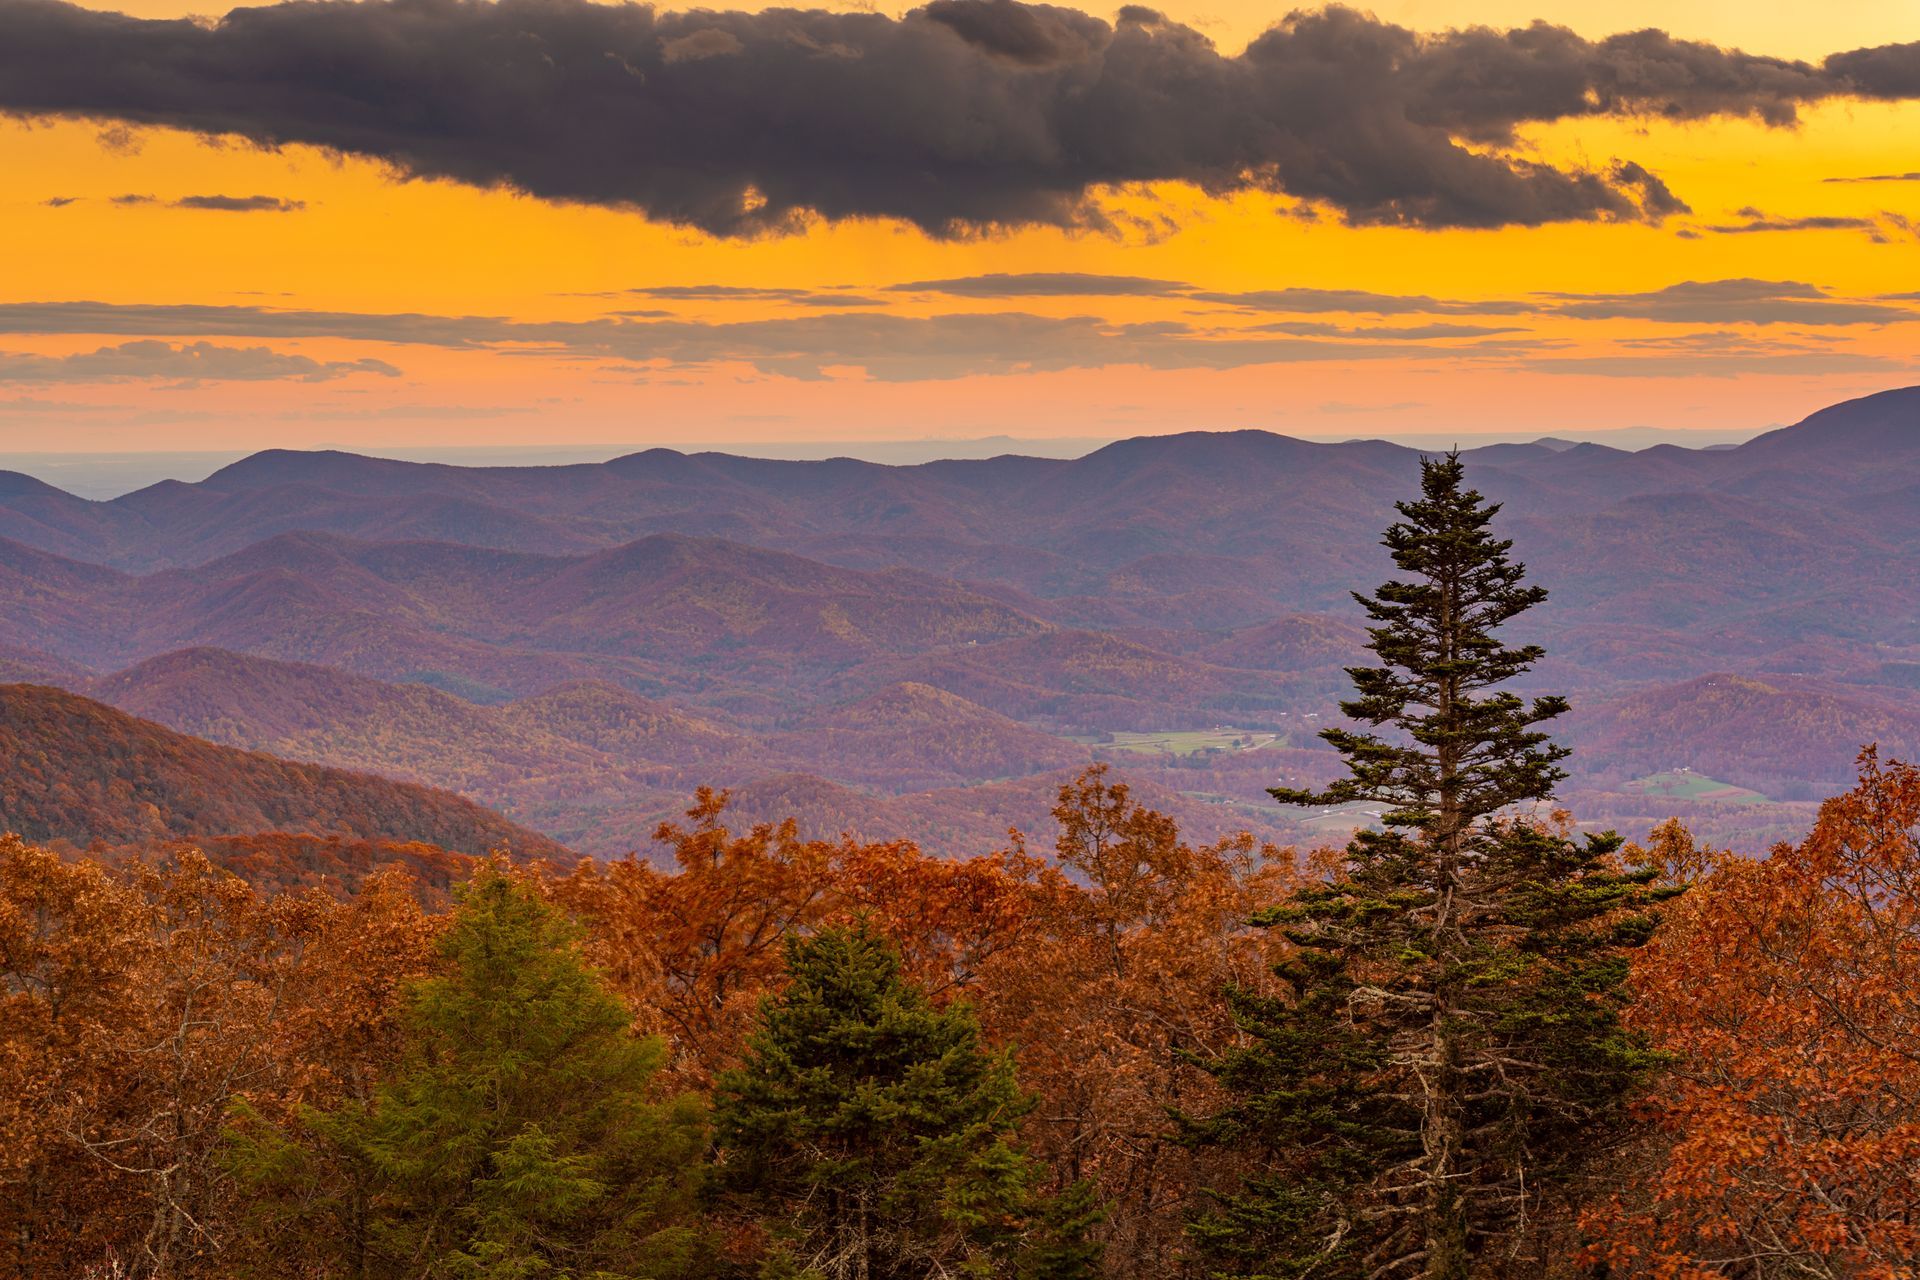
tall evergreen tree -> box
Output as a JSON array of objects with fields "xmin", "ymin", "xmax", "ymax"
[
  {"xmin": 230, "ymin": 865, "xmax": 711, "ymax": 1280},
  {"xmin": 1189, "ymin": 455, "xmax": 1675, "ymax": 1280},
  {"xmin": 712, "ymin": 923, "xmax": 1094, "ymax": 1280}
]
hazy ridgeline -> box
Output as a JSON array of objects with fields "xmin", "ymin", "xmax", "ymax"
[{"xmin": 5, "ymin": 387, "xmax": 1920, "ymax": 862}]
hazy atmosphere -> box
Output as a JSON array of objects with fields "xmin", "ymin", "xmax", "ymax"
[{"xmin": 6, "ymin": 2, "xmax": 1920, "ymax": 1278}]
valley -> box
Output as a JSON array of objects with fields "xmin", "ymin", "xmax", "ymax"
[{"xmin": 6, "ymin": 387, "xmax": 1920, "ymax": 857}]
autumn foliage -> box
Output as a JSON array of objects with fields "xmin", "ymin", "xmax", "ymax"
[
  {"xmin": 0, "ymin": 835, "xmax": 440, "ymax": 1278},
  {"xmin": 9, "ymin": 750, "xmax": 1920, "ymax": 1278},
  {"xmin": 1587, "ymin": 749, "xmax": 1920, "ymax": 1278}
]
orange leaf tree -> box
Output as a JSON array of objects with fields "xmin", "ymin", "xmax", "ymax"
[
  {"xmin": 975, "ymin": 766, "xmax": 1299, "ymax": 1274},
  {"xmin": 1589, "ymin": 749, "xmax": 1920, "ymax": 1278}
]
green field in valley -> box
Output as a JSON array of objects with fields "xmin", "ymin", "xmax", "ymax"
[
  {"xmin": 1624, "ymin": 770, "xmax": 1769, "ymax": 805},
  {"xmin": 1081, "ymin": 728, "xmax": 1279, "ymax": 756}
]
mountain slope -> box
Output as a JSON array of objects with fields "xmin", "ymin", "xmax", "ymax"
[
  {"xmin": 88, "ymin": 647, "xmax": 616, "ymax": 793},
  {"xmin": 1563, "ymin": 673, "xmax": 1920, "ymax": 799},
  {"xmin": 769, "ymin": 682, "xmax": 1089, "ymax": 790},
  {"xmin": 0, "ymin": 683, "xmax": 567, "ymax": 855}
]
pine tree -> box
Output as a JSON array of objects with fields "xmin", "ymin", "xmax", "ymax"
[
  {"xmin": 1190, "ymin": 454, "xmax": 1675, "ymax": 1280},
  {"xmin": 711, "ymin": 923, "xmax": 1088, "ymax": 1280},
  {"xmin": 231, "ymin": 864, "xmax": 711, "ymax": 1280},
  {"xmin": 1014, "ymin": 1178, "xmax": 1106, "ymax": 1280}
]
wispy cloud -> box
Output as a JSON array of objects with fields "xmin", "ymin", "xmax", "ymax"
[
  {"xmin": 888, "ymin": 273, "xmax": 1194, "ymax": 298},
  {"xmin": 1245, "ymin": 321, "xmax": 1527, "ymax": 339},
  {"xmin": 0, "ymin": 281, "xmax": 1907, "ymax": 383},
  {"xmin": 1190, "ymin": 288, "xmax": 1535, "ymax": 316},
  {"xmin": 0, "ymin": 340, "xmax": 400, "ymax": 384},
  {"xmin": 1695, "ymin": 206, "xmax": 1908, "ymax": 240},
  {"xmin": 1823, "ymin": 172, "xmax": 1920, "ymax": 183},
  {"xmin": 0, "ymin": 300, "xmax": 1529, "ymax": 381},
  {"xmin": 1536, "ymin": 280, "xmax": 1917, "ymax": 326},
  {"xmin": 47, "ymin": 193, "xmax": 307, "ymax": 213},
  {"xmin": 173, "ymin": 194, "xmax": 306, "ymax": 213},
  {"xmin": 625, "ymin": 285, "xmax": 885, "ymax": 307}
]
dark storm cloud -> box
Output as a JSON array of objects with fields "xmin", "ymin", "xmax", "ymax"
[
  {"xmin": 0, "ymin": 0, "xmax": 1889, "ymax": 235},
  {"xmin": 920, "ymin": 0, "xmax": 1108, "ymax": 66},
  {"xmin": 0, "ymin": 339, "xmax": 401, "ymax": 383},
  {"xmin": 1823, "ymin": 40, "xmax": 1920, "ymax": 98},
  {"xmin": 1538, "ymin": 280, "xmax": 1919, "ymax": 326}
]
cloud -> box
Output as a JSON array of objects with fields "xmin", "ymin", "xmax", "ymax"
[
  {"xmin": 659, "ymin": 28, "xmax": 743, "ymax": 63},
  {"xmin": 0, "ymin": 290, "xmax": 1902, "ymax": 382},
  {"xmin": 0, "ymin": 0, "xmax": 1875, "ymax": 236},
  {"xmin": 1246, "ymin": 320, "xmax": 1527, "ymax": 339},
  {"xmin": 1824, "ymin": 40, "xmax": 1920, "ymax": 98},
  {"xmin": 0, "ymin": 299, "xmax": 1525, "ymax": 381},
  {"xmin": 1823, "ymin": 172, "xmax": 1920, "ymax": 183},
  {"xmin": 1538, "ymin": 279, "xmax": 1918, "ymax": 326},
  {"xmin": 173, "ymin": 194, "xmax": 306, "ymax": 212},
  {"xmin": 0, "ymin": 300, "xmax": 531, "ymax": 347},
  {"xmin": 625, "ymin": 285, "xmax": 886, "ymax": 307},
  {"xmin": 0, "ymin": 339, "xmax": 402, "ymax": 383},
  {"xmin": 1190, "ymin": 287, "xmax": 1533, "ymax": 315},
  {"xmin": 920, "ymin": 0, "xmax": 1106, "ymax": 67},
  {"xmin": 1614, "ymin": 331, "xmax": 1842, "ymax": 353},
  {"xmin": 44, "ymin": 192, "xmax": 307, "ymax": 211},
  {"xmin": 1699, "ymin": 207, "xmax": 1882, "ymax": 235},
  {"xmin": 888, "ymin": 272, "xmax": 1194, "ymax": 297},
  {"xmin": 1517, "ymin": 324, "xmax": 1911, "ymax": 378}
]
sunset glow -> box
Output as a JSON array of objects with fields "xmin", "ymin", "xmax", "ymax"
[{"xmin": 4, "ymin": 0, "xmax": 1918, "ymax": 452}]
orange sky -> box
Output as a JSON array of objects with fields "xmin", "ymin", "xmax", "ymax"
[{"xmin": 3, "ymin": 0, "xmax": 1918, "ymax": 453}]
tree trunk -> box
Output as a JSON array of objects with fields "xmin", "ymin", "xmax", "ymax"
[
  {"xmin": 853, "ymin": 1185, "xmax": 871, "ymax": 1280},
  {"xmin": 1424, "ymin": 561, "xmax": 1471, "ymax": 1280},
  {"xmin": 1423, "ymin": 1017, "xmax": 1469, "ymax": 1280}
]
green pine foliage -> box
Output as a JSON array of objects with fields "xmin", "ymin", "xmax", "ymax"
[
  {"xmin": 711, "ymin": 923, "xmax": 1090, "ymax": 1280},
  {"xmin": 230, "ymin": 865, "xmax": 711, "ymax": 1280},
  {"xmin": 1013, "ymin": 1178, "xmax": 1106, "ymax": 1280},
  {"xmin": 1190, "ymin": 455, "xmax": 1678, "ymax": 1280}
]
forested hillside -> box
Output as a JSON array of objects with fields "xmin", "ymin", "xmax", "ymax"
[{"xmin": 0, "ymin": 683, "xmax": 565, "ymax": 855}]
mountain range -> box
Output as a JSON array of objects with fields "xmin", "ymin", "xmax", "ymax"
[{"xmin": 4, "ymin": 386, "xmax": 1918, "ymax": 856}]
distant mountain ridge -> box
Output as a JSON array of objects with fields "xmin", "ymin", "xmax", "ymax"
[
  {"xmin": 2, "ymin": 388, "xmax": 1911, "ymax": 579},
  {"xmin": 3, "ymin": 387, "xmax": 1917, "ymax": 853}
]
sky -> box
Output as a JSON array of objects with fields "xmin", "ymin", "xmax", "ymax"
[{"xmin": 2, "ymin": 0, "xmax": 1918, "ymax": 454}]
